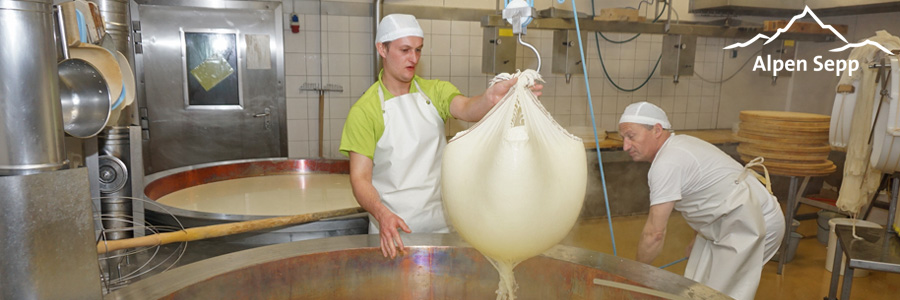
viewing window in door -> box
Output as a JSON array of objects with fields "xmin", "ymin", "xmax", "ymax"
[{"xmin": 182, "ymin": 30, "xmax": 242, "ymax": 108}]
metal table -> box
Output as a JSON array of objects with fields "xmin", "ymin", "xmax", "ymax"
[
  {"xmin": 826, "ymin": 225, "xmax": 900, "ymax": 300},
  {"xmin": 777, "ymin": 175, "xmax": 841, "ymax": 274}
]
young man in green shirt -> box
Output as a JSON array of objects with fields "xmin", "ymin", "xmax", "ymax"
[{"xmin": 340, "ymin": 14, "xmax": 541, "ymax": 258}]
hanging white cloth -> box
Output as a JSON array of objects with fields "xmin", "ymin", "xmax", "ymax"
[
  {"xmin": 369, "ymin": 81, "xmax": 449, "ymax": 234},
  {"xmin": 835, "ymin": 31, "xmax": 900, "ymax": 214},
  {"xmin": 681, "ymin": 157, "xmax": 784, "ymax": 300},
  {"xmin": 442, "ymin": 70, "xmax": 586, "ymax": 300}
]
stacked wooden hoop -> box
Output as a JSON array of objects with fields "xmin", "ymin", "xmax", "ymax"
[{"xmin": 734, "ymin": 111, "xmax": 836, "ymax": 177}]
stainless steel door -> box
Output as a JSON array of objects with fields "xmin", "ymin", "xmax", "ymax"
[{"xmin": 135, "ymin": 0, "xmax": 285, "ymax": 174}]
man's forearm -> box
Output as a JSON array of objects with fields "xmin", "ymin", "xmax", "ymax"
[
  {"xmin": 348, "ymin": 152, "xmax": 390, "ymax": 222},
  {"xmin": 450, "ymin": 78, "xmax": 518, "ymax": 122},
  {"xmin": 636, "ymin": 231, "xmax": 665, "ymax": 264},
  {"xmin": 451, "ymin": 94, "xmax": 492, "ymax": 122},
  {"xmin": 637, "ymin": 201, "xmax": 675, "ymax": 264},
  {"xmin": 351, "ymin": 180, "xmax": 388, "ymax": 221}
]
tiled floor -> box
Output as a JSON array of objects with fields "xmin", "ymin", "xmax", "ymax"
[{"xmin": 561, "ymin": 206, "xmax": 900, "ymax": 300}]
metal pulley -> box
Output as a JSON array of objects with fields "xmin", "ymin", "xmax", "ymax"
[
  {"xmin": 98, "ymin": 155, "xmax": 128, "ymax": 193},
  {"xmin": 503, "ymin": 0, "xmax": 542, "ymax": 72}
]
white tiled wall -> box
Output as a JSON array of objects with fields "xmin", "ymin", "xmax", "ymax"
[
  {"xmin": 283, "ymin": 0, "xmax": 727, "ymax": 159},
  {"xmin": 284, "ymin": 1, "xmax": 374, "ymax": 159},
  {"xmin": 281, "ymin": 0, "xmax": 835, "ymax": 159}
]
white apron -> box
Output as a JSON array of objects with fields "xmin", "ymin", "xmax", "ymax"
[
  {"xmin": 369, "ymin": 81, "xmax": 450, "ymax": 234},
  {"xmin": 680, "ymin": 158, "xmax": 784, "ymax": 300}
]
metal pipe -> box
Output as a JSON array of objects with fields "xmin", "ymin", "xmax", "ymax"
[
  {"xmin": 888, "ymin": 174, "xmax": 899, "ymax": 234},
  {"xmin": 777, "ymin": 175, "xmax": 799, "ymax": 274},
  {"xmin": 54, "ymin": 5, "xmax": 69, "ymax": 60},
  {"xmin": 99, "ymin": 127, "xmax": 134, "ymax": 241},
  {"xmin": 373, "ymin": 0, "xmax": 383, "ymax": 79},
  {"xmin": 0, "ymin": 0, "xmax": 68, "ymax": 176},
  {"xmin": 90, "ymin": 0, "xmax": 135, "ymax": 126},
  {"xmin": 665, "ymin": 0, "xmax": 672, "ymax": 32},
  {"xmin": 90, "ymin": 0, "xmax": 138, "ymax": 258},
  {"xmin": 90, "ymin": 0, "xmax": 131, "ymax": 54}
]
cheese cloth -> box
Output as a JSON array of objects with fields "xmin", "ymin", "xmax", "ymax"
[
  {"xmin": 442, "ymin": 70, "xmax": 587, "ymax": 300},
  {"xmin": 836, "ymin": 31, "xmax": 900, "ymax": 215}
]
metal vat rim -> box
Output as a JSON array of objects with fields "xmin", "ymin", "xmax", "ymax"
[
  {"xmin": 105, "ymin": 234, "xmax": 728, "ymax": 300},
  {"xmin": 0, "ymin": 0, "xmax": 51, "ymax": 12}
]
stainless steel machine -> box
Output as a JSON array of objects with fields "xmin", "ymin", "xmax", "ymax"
[
  {"xmin": 0, "ymin": 0, "xmax": 103, "ymax": 298},
  {"xmin": 132, "ymin": 0, "xmax": 287, "ymax": 174},
  {"xmin": 106, "ymin": 234, "xmax": 731, "ymax": 299},
  {"xmin": 0, "ymin": 0, "xmax": 68, "ymax": 177}
]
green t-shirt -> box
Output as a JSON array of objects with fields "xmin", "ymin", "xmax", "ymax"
[{"xmin": 339, "ymin": 72, "xmax": 462, "ymax": 160}]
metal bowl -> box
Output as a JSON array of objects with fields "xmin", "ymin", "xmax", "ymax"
[
  {"xmin": 143, "ymin": 158, "xmax": 367, "ymax": 244},
  {"xmin": 106, "ymin": 234, "xmax": 730, "ymax": 299},
  {"xmin": 58, "ymin": 58, "xmax": 111, "ymax": 138}
]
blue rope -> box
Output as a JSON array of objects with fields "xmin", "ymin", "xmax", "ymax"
[
  {"xmin": 659, "ymin": 256, "xmax": 688, "ymax": 269},
  {"xmin": 559, "ymin": 0, "xmax": 617, "ymax": 257}
]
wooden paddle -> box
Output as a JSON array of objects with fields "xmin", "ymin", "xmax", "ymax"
[{"xmin": 97, "ymin": 207, "xmax": 366, "ymax": 254}]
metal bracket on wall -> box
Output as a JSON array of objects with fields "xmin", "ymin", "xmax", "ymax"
[
  {"xmin": 552, "ymin": 30, "xmax": 586, "ymax": 83},
  {"xmin": 139, "ymin": 107, "xmax": 150, "ymax": 141},
  {"xmin": 759, "ymin": 40, "xmax": 796, "ymax": 85},
  {"xmin": 482, "ymin": 27, "xmax": 517, "ymax": 74},
  {"xmin": 661, "ymin": 35, "xmax": 696, "ymax": 83},
  {"xmin": 132, "ymin": 21, "xmax": 142, "ymax": 54}
]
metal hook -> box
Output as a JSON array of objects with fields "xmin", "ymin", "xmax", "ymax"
[{"xmin": 517, "ymin": 33, "xmax": 541, "ymax": 72}]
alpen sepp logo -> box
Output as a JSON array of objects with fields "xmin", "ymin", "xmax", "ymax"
[{"xmin": 724, "ymin": 5, "xmax": 891, "ymax": 77}]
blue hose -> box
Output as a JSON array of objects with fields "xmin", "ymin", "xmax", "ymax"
[
  {"xmin": 659, "ymin": 256, "xmax": 688, "ymax": 269},
  {"xmin": 558, "ymin": 0, "xmax": 617, "ymax": 257}
]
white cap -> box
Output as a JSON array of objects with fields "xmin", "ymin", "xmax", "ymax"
[
  {"xmin": 618, "ymin": 101, "xmax": 671, "ymax": 129},
  {"xmin": 375, "ymin": 14, "xmax": 424, "ymax": 43}
]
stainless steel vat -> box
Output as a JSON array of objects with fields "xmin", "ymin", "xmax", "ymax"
[
  {"xmin": 0, "ymin": 0, "xmax": 68, "ymax": 175},
  {"xmin": 143, "ymin": 158, "xmax": 368, "ymax": 244},
  {"xmin": 106, "ymin": 234, "xmax": 730, "ymax": 299}
]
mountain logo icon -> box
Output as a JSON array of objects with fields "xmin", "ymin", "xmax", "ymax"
[{"xmin": 723, "ymin": 5, "xmax": 892, "ymax": 55}]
